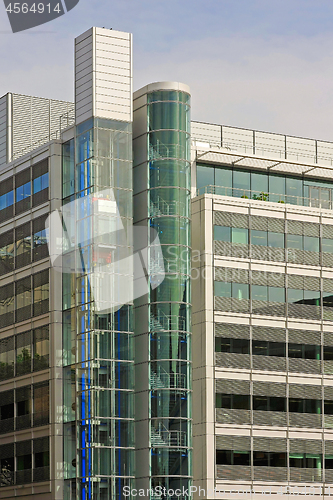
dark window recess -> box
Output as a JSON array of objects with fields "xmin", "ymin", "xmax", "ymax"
[
  {"xmin": 33, "ymin": 326, "xmax": 49, "ymax": 371},
  {"xmin": 253, "ymin": 396, "xmax": 286, "ymax": 412},
  {"xmin": 324, "ymin": 401, "xmax": 333, "ymax": 415},
  {"xmin": 289, "ymin": 454, "xmax": 322, "ymax": 468},
  {"xmin": 16, "ymin": 331, "xmax": 32, "ymax": 376},
  {"xmin": 324, "ymin": 346, "xmax": 333, "ymax": 361},
  {"xmin": 0, "ymin": 443, "xmax": 14, "ymax": 486},
  {"xmin": 16, "ymin": 440, "xmax": 32, "ymax": 485},
  {"xmin": 324, "ymin": 294, "xmax": 333, "ymax": 308},
  {"xmin": 215, "ymin": 337, "xmax": 250, "ymax": 354},
  {"xmin": 32, "ymin": 160, "xmax": 48, "ymax": 207},
  {"xmin": 33, "ymin": 382, "xmax": 49, "ymax": 427},
  {"xmin": 0, "ymin": 178, "xmax": 14, "ymax": 223},
  {"xmin": 33, "ymin": 215, "xmax": 48, "ymax": 261},
  {"xmin": 253, "ymin": 340, "xmax": 286, "ymax": 357},
  {"xmin": 15, "ymin": 168, "xmax": 31, "ymax": 214},
  {"xmin": 0, "ymin": 283, "xmax": 14, "ymax": 328},
  {"xmin": 15, "ymin": 222, "xmax": 31, "ymax": 269},
  {"xmin": 216, "ymin": 450, "xmax": 250, "ymax": 466},
  {"xmin": 33, "ymin": 270, "xmax": 49, "ymax": 316},
  {"xmin": 0, "ymin": 336, "xmax": 14, "ymax": 380},
  {"xmin": 216, "ymin": 393, "xmax": 250, "ymax": 410},
  {"xmin": 15, "ymin": 277, "xmax": 32, "ymax": 323},
  {"xmin": 0, "ymin": 390, "xmax": 14, "ymax": 434},
  {"xmin": 288, "ymin": 343, "xmax": 321, "ymax": 360},
  {"xmin": 0, "ymin": 230, "xmax": 14, "ymax": 276},
  {"xmin": 254, "ymin": 452, "xmax": 287, "ymax": 467},
  {"xmin": 289, "ymin": 398, "xmax": 321, "ymax": 414},
  {"xmin": 16, "ymin": 386, "xmax": 31, "ymax": 430}
]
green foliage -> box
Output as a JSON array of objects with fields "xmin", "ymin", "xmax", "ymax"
[{"xmin": 253, "ymin": 192, "xmax": 269, "ymax": 201}]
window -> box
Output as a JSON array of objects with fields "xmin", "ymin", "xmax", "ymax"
[
  {"xmin": 323, "ymin": 238, "xmax": 333, "ymax": 253},
  {"xmin": 214, "ymin": 226, "xmax": 230, "ymax": 242},
  {"xmin": 16, "ymin": 387, "xmax": 31, "ymax": 430},
  {"xmin": 269, "ymin": 286, "xmax": 285, "ymax": 303},
  {"xmin": 232, "ymin": 283, "xmax": 249, "ymax": 300},
  {"xmin": 15, "ymin": 223, "xmax": 31, "ymax": 269},
  {"xmin": 33, "ymin": 326, "xmax": 49, "ymax": 371},
  {"xmin": 0, "ymin": 337, "xmax": 14, "ymax": 380},
  {"xmin": 215, "ymin": 168, "xmax": 232, "ymax": 196},
  {"xmin": 304, "ymin": 236, "xmax": 319, "ymax": 252},
  {"xmin": 252, "ymin": 172, "xmax": 268, "ymax": 196},
  {"xmin": 233, "ymin": 170, "xmax": 250, "ymax": 198},
  {"xmin": 324, "ymin": 346, "xmax": 333, "ymax": 361},
  {"xmin": 232, "ymin": 227, "xmax": 248, "ymax": 244},
  {"xmin": 0, "ymin": 390, "xmax": 14, "ymax": 434},
  {"xmin": 216, "ymin": 393, "xmax": 250, "ymax": 410},
  {"xmin": 286, "ymin": 234, "xmax": 303, "ymax": 250},
  {"xmin": 254, "ymin": 452, "xmax": 287, "ymax": 467},
  {"xmin": 216, "ymin": 450, "xmax": 250, "ymax": 466},
  {"xmin": 0, "ymin": 230, "xmax": 14, "ymax": 276},
  {"xmin": 32, "ymin": 160, "xmax": 48, "ymax": 206},
  {"xmin": 215, "ymin": 337, "xmax": 250, "ymax": 354},
  {"xmin": 289, "ymin": 398, "xmax": 321, "ymax": 414},
  {"xmin": 196, "ymin": 165, "xmax": 214, "ymax": 193},
  {"xmin": 289, "ymin": 454, "xmax": 322, "ymax": 468},
  {"xmin": 34, "ymin": 437, "xmax": 49, "ymax": 481},
  {"xmin": 253, "ymin": 340, "xmax": 285, "ymax": 357},
  {"xmin": 324, "ymin": 401, "xmax": 333, "ymax": 415},
  {"xmin": 32, "ymin": 216, "xmax": 48, "ymax": 262},
  {"xmin": 251, "ymin": 230, "xmax": 267, "ymax": 246},
  {"xmin": 288, "ymin": 289, "xmax": 303, "ymax": 303},
  {"xmin": 16, "ymin": 440, "xmax": 32, "ymax": 484},
  {"xmin": 286, "ymin": 177, "xmax": 302, "ymax": 204},
  {"xmin": 268, "ymin": 232, "xmax": 284, "ymax": 248},
  {"xmin": 0, "ymin": 283, "xmax": 14, "ymax": 327},
  {"xmin": 33, "ymin": 270, "xmax": 49, "ymax": 316},
  {"xmin": 0, "ymin": 178, "xmax": 14, "ymax": 223},
  {"xmin": 288, "ymin": 343, "xmax": 320, "ymax": 360},
  {"xmin": 269, "ymin": 175, "xmax": 285, "ymax": 203},
  {"xmin": 16, "ymin": 331, "xmax": 32, "ymax": 376},
  {"xmin": 253, "ymin": 396, "xmax": 287, "ymax": 411},
  {"xmin": 252, "ymin": 285, "xmax": 268, "ymax": 302},
  {"xmin": 16, "ymin": 277, "xmax": 32, "ymax": 322},
  {"xmin": 15, "ymin": 169, "xmax": 31, "ymax": 214},
  {"xmin": 33, "ymin": 383, "xmax": 49, "ymax": 426},
  {"xmin": 214, "ymin": 282, "xmax": 231, "ymax": 298}
]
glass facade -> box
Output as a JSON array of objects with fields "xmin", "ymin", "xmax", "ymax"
[
  {"xmin": 147, "ymin": 90, "xmax": 192, "ymax": 496},
  {"xmin": 62, "ymin": 118, "xmax": 134, "ymax": 500}
]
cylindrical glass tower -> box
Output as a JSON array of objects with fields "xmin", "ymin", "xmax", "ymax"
[{"xmin": 147, "ymin": 88, "xmax": 192, "ymax": 496}]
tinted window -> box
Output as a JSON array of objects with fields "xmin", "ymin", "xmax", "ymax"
[
  {"xmin": 232, "ymin": 283, "xmax": 249, "ymax": 300},
  {"xmin": 251, "ymin": 230, "xmax": 267, "ymax": 246},
  {"xmin": 269, "ymin": 287, "xmax": 285, "ymax": 303},
  {"xmin": 268, "ymin": 232, "xmax": 284, "ymax": 248},
  {"xmin": 232, "ymin": 227, "xmax": 248, "ymax": 245},
  {"xmin": 304, "ymin": 236, "xmax": 319, "ymax": 252},
  {"xmin": 214, "ymin": 282, "xmax": 231, "ymax": 298},
  {"xmin": 286, "ymin": 234, "xmax": 302, "ymax": 249},
  {"xmin": 214, "ymin": 226, "xmax": 230, "ymax": 242},
  {"xmin": 252, "ymin": 285, "xmax": 268, "ymax": 301},
  {"xmin": 323, "ymin": 238, "xmax": 333, "ymax": 253}
]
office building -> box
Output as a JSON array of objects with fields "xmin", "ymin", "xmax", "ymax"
[{"xmin": 0, "ymin": 25, "xmax": 333, "ymax": 500}]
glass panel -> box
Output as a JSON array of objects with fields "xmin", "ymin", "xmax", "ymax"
[
  {"xmin": 233, "ymin": 170, "xmax": 250, "ymax": 198},
  {"xmin": 214, "ymin": 226, "xmax": 231, "ymax": 242},
  {"xmin": 232, "ymin": 227, "xmax": 248, "ymax": 244},
  {"xmin": 286, "ymin": 177, "xmax": 302, "ymax": 204},
  {"xmin": 196, "ymin": 165, "xmax": 214, "ymax": 193},
  {"xmin": 304, "ymin": 236, "xmax": 319, "ymax": 252},
  {"xmin": 251, "ymin": 230, "xmax": 267, "ymax": 246},
  {"xmin": 215, "ymin": 167, "xmax": 232, "ymax": 196},
  {"xmin": 214, "ymin": 282, "xmax": 231, "ymax": 298},
  {"xmin": 323, "ymin": 238, "xmax": 333, "ymax": 253},
  {"xmin": 268, "ymin": 232, "xmax": 284, "ymax": 248},
  {"xmin": 232, "ymin": 283, "xmax": 249, "ymax": 300},
  {"xmin": 269, "ymin": 175, "xmax": 285, "ymax": 203},
  {"xmin": 268, "ymin": 287, "xmax": 285, "ymax": 303},
  {"xmin": 252, "ymin": 285, "xmax": 268, "ymax": 301},
  {"xmin": 286, "ymin": 234, "xmax": 303, "ymax": 249},
  {"xmin": 288, "ymin": 289, "xmax": 303, "ymax": 303},
  {"xmin": 251, "ymin": 172, "xmax": 268, "ymax": 197}
]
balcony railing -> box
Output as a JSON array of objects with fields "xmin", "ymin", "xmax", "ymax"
[{"xmin": 196, "ymin": 185, "xmax": 333, "ymax": 210}]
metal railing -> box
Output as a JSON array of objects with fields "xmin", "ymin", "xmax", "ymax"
[{"xmin": 196, "ymin": 184, "xmax": 333, "ymax": 210}]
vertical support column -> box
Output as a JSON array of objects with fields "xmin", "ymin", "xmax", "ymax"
[{"xmin": 133, "ymin": 82, "xmax": 192, "ymax": 498}]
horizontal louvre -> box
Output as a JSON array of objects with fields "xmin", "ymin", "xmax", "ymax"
[
  {"xmin": 216, "ymin": 408, "xmax": 251, "ymax": 425},
  {"xmin": 252, "ymin": 301, "xmax": 286, "ymax": 317},
  {"xmin": 324, "ymin": 441, "xmax": 333, "ymax": 454},
  {"xmin": 303, "ymin": 276, "xmax": 320, "ymax": 291},
  {"xmin": 253, "ymin": 437, "xmax": 287, "ymax": 452},
  {"xmin": 323, "ymin": 253, "xmax": 333, "ymax": 268},
  {"xmin": 267, "ymin": 218, "xmax": 285, "ymax": 233},
  {"xmin": 215, "ymin": 352, "xmax": 251, "ymax": 369},
  {"xmin": 251, "ymin": 245, "xmax": 285, "ymax": 262},
  {"xmin": 214, "ymin": 240, "xmax": 250, "ymax": 259},
  {"xmin": 323, "ymin": 279, "xmax": 333, "ymax": 293},
  {"xmin": 288, "ymin": 275, "xmax": 304, "ymax": 289},
  {"xmin": 289, "ymin": 468, "xmax": 322, "ymax": 483},
  {"xmin": 253, "ymin": 411, "xmax": 287, "ymax": 427},
  {"xmin": 288, "ymin": 413, "xmax": 322, "ymax": 428},
  {"xmin": 216, "ymin": 464, "xmax": 251, "ymax": 481},
  {"xmin": 215, "ymin": 297, "xmax": 250, "ymax": 313},
  {"xmin": 16, "ymin": 439, "xmax": 32, "ymax": 455},
  {"xmin": 288, "ymin": 358, "xmax": 321, "ymax": 374},
  {"xmin": 253, "ymin": 382, "xmax": 286, "ymax": 397},
  {"xmin": 287, "ymin": 220, "xmax": 303, "ymax": 235},
  {"xmin": 324, "ymin": 332, "xmax": 333, "ymax": 346},
  {"xmin": 288, "ymin": 303, "xmax": 320, "ymax": 321},
  {"xmin": 288, "ymin": 329, "xmax": 321, "ymax": 345},
  {"xmin": 251, "ymin": 216, "xmax": 270, "ymax": 231},
  {"xmin": 214, "ymin": 212, "xmax": 231, "ymax": 227},
  {"xmin": 253, "ymin": 467, "xmax": 288, "ymax": 482},
  {"xmin": 216, "ymin": 435, "xmax": 251, "ymax": 450},
  {"xmin": 324, "ymin": 387, "xmax": 333, "ymax": 400},
  {"xmin": 0, "ymin": 389, "xmax": 14, "ymax": 405},
  {"xmin": 322, "ymin": 225, "xmax": 333, "ymax": 239},
  {"xmin": 303, "ymin": 222, "xmax": 319, "ymax": 237},
  {"xmin": 289, "ymin": 439, "xmax": 322, "ymax": 454},
  {"xmin": 215, "ymin": 323, "xmax": 250, "ymax": 339},
  {"xmin": 33, "ymin": 436, "xmax": 49, "ymax": 453},
  {"xmin": 215, "ymin": 379, "xmax": 250, "ymax": 394},
  {"xmin": 289, "ymin": 384, "xmax": 322, "ymax": 399},
  {"xmin": 0, "ymin": 443, "xmax": 14, "ymax": 459},
  {"xmin": 16, "ymin": 385, "xmax": 31, "ymax": 402},
  {"xmin": 252, "ymin": 326, "xmax": 285, "ymax": 342},
  {"xmin": 231, "ymin": 213, "xmax": 249, "ymax": 229},
  {"xmin": 252, "ymin": 356, "xmax": 286, "ymax": 372}
]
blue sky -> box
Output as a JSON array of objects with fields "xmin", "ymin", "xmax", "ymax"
[{"xmin": 1, "ymin": 0, "xmax": 333, "ymax": 140}]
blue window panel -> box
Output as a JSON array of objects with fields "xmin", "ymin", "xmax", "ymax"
[
  {"xmin": 0, "ymin": 191, "xmax": 14, "ymax": 210},
  {"xmin": 16, "ymin": 182, "xmax": 31, "ymax": 202},
  {"xmin": 33, "ymin": 173, "xmax": 49, "ymax": 194}
]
